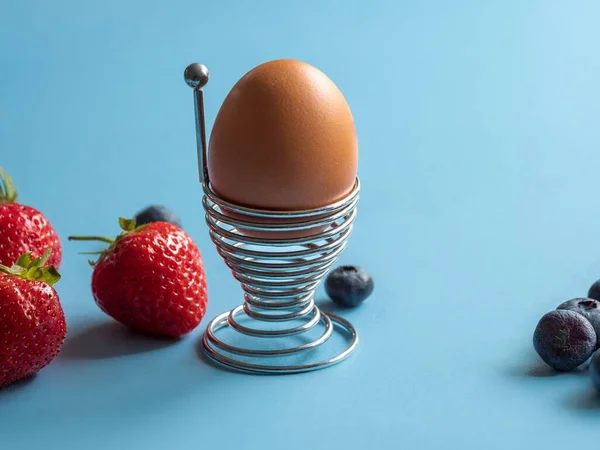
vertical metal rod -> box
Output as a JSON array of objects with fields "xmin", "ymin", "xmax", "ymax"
[
  {"xmin": 184, "ymin": 63, "xmax": 210, "ymax": 184},
  {"xmin": 193, "ymin": 88, "xmax": 209, "ymax": 183}
]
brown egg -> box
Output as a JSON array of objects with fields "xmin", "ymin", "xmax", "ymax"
[{"xmin": 208, "ymin": 59, "xmax": 358, "ymax": 238}]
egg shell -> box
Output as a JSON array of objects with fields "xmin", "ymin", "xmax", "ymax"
[
  {"xmin": 208, "ymin": 59, "xmax": 358, "ymax": 210},
  {"xmin": 207, "ymin": 59, "xmax": 358, "ymax": 238}
]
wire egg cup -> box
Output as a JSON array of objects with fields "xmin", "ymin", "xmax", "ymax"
[{"xmin": 184, "ymin": 62, "xmax": 360, "ymax": 374}]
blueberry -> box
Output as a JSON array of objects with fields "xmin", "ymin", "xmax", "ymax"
[
  {"xmin": 590, "ymin": 350, "xmax": 600, "ymax": 390},
  {"xmin": 134, "ymin": 205, "xmax": 182, "ymax": 228},
  {"xmin": 324, "ymin": 265, "xmax": 373, "ymax": 308},
  {"xmin": 533, "ymin": 309, "xmax": 596, "ymax": 371},
  {"xmin": 556, "ymin": 298, "xmax": 600, "ymax": 347},
  {"xmin": 588, "ymin": 280, "xmax": 600, "ymax": 301}
]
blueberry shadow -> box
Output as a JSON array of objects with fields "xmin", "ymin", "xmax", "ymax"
[
  {"xmin": 521, "ymin": 358, "xmax": 589, "ymax": 378},
  {"xmin": 59, "ymin": 321, "xmax": 178, "ymax": 360},
  {"xmin": 315, "ymin": 297, "xmax": 359, "ymax": 314},
  {"xmin": 566, "ymin": 387, "xmax": 600, "ymax": 410},
  {"xmin": 0, "ymin": 374, "xmax": 37, "ymax": 396},
  {"xmin": 505, "ymin": 348, "xmax": 590, "ymax": 378}
]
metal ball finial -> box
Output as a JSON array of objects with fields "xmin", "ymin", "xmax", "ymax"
[{"xmin": 184, "ymin": 63, "xmax": 210, "ymax": 89}]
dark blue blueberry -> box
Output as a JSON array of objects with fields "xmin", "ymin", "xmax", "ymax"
[
  {"xmin": 588, "ymin": 280, "xmax": 600, "ymax": 302},
  {"xmin": 533, "ymin": 309, "xmax": 596, "ymax": 371},
  {"xmin": 557, "ymin": 298, "xmax": 600, "ymax": 347},
  {"xmin": 134, "ymin": 205, "xmax": 182, "ymax": 228},
  {"xmin": 324, "ymin": 265, "xmax": 374, "ymax": 308},
  {"xmin": 590, "ymin": 350, "xmax": 600, "ymax": 390}
]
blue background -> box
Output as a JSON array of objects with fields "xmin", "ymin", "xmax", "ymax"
[{"xmin": 1, "ymin": 0, "xmax": 600, "ymax": 448}]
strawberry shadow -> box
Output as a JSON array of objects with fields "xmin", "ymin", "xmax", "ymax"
[
  {"xmin": 59, "ymin": 321, "xmax": 178, "ymax": 360},
  {"xmin": 0, "ymin": 374, "xmax": 37, "ymax": 396}
]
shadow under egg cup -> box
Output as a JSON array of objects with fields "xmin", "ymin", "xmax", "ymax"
[{"xmin": 184, "ymin": 63, "xmax": 360, "ymax": 374}]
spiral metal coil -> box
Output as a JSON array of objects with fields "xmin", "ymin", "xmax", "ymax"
[{"xmin": 200, "ymin": 179, "xmax": 360, "ymax": 374}]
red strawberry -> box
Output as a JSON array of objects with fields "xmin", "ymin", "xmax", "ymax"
[
  {"xmin": 69, "ymin": 218, "xmax": 208, "ymax": 338},
  {"xmin": 0, "ymin": 167, "xmax": 62, "ymax": 269},
  {"xmin": 0, "ymin": 249, "xmax": 66, "ymax": 388}
]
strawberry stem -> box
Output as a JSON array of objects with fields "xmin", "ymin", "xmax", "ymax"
[
  {"xmin": 68, "ymin": 236, "xmax": 115, "ymax": 244},
  {"xmin": 0, "ymin": 166, "xmax": 18, "ymax": 203},
  {"xmin": 69, "ymin": 217, "xmax": 148, "ymax": 266}
]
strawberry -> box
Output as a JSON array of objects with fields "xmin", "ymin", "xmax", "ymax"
[
  {"xmin": 69, "ymin": 218, "xmax": 208, "ymax": 338},
  {"xmin": 0, "ymin": 167, "xmax": 62, "ymax": 269},
  {"xmin": 0, "ymin": 249, "xmax": 66, "ymax": 388}
]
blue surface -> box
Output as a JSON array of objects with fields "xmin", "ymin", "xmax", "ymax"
[{"xmin": 1, "ymin": 0, "xmax": 600, "ymax": 448}]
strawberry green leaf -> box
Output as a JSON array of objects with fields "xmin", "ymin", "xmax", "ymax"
[
  {"xmin": 0, "ymin": 249, "xmax": 61, "ymax": 286},
  {"xmin": 7, "ymin": 265, "xmax": 25, "ymax": 275},
  {"xmin": 37, "ymin": 248, "xmax": 52, "ymax": 267},
  {"xmin": 0, "ymin": 166, "xmax": 18, "ymax": 203},
  {"xmin": 29, "ymin": 256, "xmax": 42, "ymax": 268},
  {"xmin": 26, "ymin": 266, "xmax": 43, "ymax": 279},
  {"xmin": 16, "ymin": 253, "xmax": 32, "ymax": 268},
  {"xmin": 27, "ymin": 248, "xmax": 52, "ymax": 268},
  {"xmin": 39, "ymin": 266, "xmax": 61, "ymax": 285},
  {"xmin": 119, "ymin": 217, "xmax": 137, "ymax": 232}
]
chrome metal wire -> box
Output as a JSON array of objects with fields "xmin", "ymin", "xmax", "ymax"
[{"xmin": 200, "ymin": 179, "xmax": 360, "ymax": 374}]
